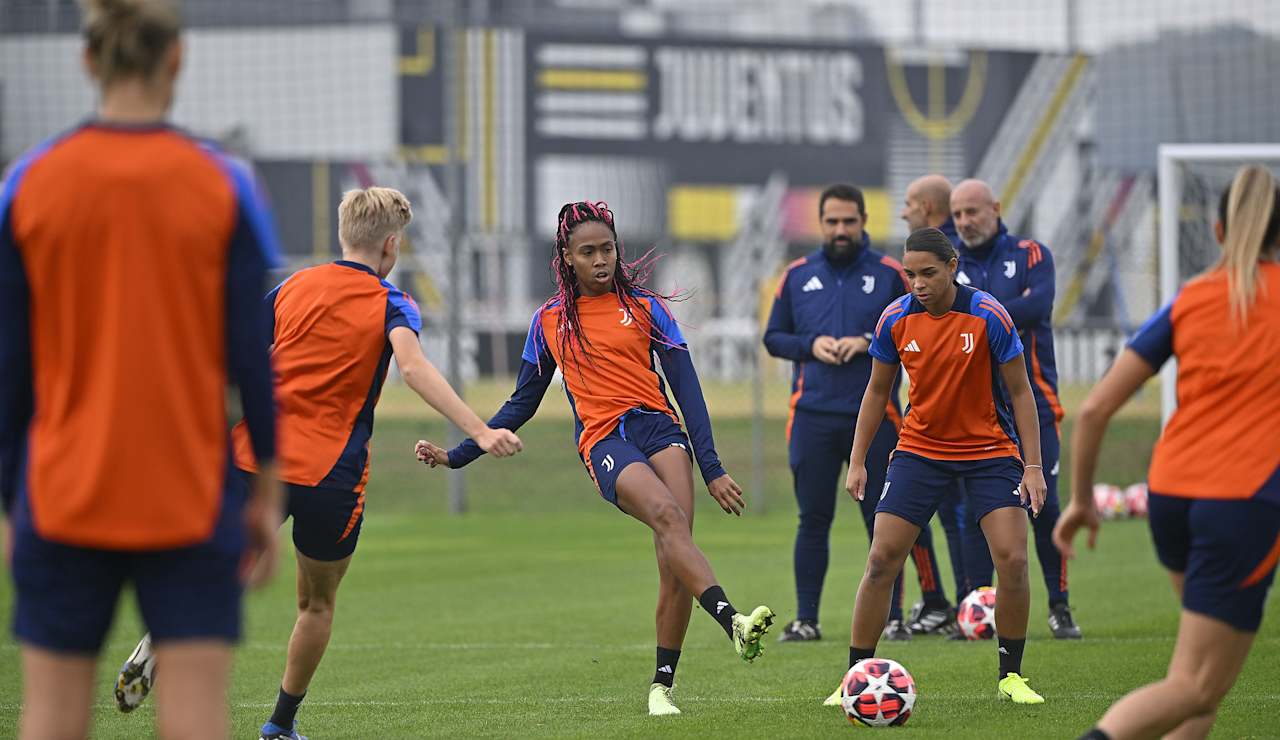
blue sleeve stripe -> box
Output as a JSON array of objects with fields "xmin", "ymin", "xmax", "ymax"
[
  {"xmin": 382, "ymin": 280, "xmax": 423, "ymax": 333},
  {"xmin": 0, "ymin": 136, "xmax": 64, "ymax": 221}
]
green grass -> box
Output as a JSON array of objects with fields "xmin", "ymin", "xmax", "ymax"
[{"xmin": 1, "ymin": 383, "xmax": 1277, "ymax": 738}]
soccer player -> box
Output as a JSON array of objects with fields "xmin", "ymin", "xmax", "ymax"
[
  {"xmin": 948, "ymin": 178, "xmax": 1081, "ymax": 640},
  {"xmin": 823, "ymin": 227, "xmax": 1048, "ymax": 706},
  {"xmin": 0, "ymin": 1, "xmax": 282, "ymax": 738},
  {"xmin": 765, "ymin": 183, "xmax": 952, "ymax": 643},
  {"xmin": 416, "ymin": 200, "xmax": 775, "ymax": 717},
  {"xmin": 899, "ymin": 174, "xmax": 972, "ymax": 622},
  {"xmin": 1058, "ymin": 165, "xmax": 1280, "ymax": 740},
  {"xmin": 115, "ymin": 188, "xmax": 524, "ymax": 740}
]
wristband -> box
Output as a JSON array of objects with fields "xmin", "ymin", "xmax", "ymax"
[{"xmin": 1025, "ymin": 464, "xmax": 1042, "ymax": 470}]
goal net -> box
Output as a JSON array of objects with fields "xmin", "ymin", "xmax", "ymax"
[{"xmin": 1156, "ymin": 144, "xmax": 1280, "ymax": 422}]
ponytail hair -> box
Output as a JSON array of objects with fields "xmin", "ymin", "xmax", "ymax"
[
  {"xmin": 1215, "ymin": 165, "xmax": 1280, "ymax": 324},
  {"xmin": 82, "ymin": 0, "xmax": 180, "ymax": 86}
]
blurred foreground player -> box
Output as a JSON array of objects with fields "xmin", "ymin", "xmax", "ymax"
[
  {"xmin": 416, "ymin": 200, "xmax": 775, "ymax": 717},
  {"xmin": 1, "ymin": 1, "xmax": 282, "ymax": 737},
  {"xmin": 1059, "ymin": 165, "xmax": 1280, "ymax": 740}
]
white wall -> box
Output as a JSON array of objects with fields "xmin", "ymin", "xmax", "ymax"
[{"xmin": 2, "ymin": 24, "xmax": 397, "ymax": 160}]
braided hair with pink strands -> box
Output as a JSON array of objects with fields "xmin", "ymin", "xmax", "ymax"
[{"xmin": 538, "ymin": 200, "xmax": 685, "ymax": 379}]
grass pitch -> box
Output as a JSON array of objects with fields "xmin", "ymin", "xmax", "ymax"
[{"xmin": 1, "ymin": 381, "xmax": 1276, "ymax": 738}]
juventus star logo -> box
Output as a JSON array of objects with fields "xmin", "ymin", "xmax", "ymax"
[
  {"xmin": 960, "ymin": 332, "xmax": 975, "ymax": 354},
  {"xmin": 618, "ymin": 308, "xmax": 633, "ymax": 326}
]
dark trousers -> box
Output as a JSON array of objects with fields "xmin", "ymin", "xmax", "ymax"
[
  {"xmin": 961, "ymin": 421, "xmax": 1069, "ymax": 606},
  {"xmin": 789, "ymin": 408, "xmax": 947, "ymax": 623}
]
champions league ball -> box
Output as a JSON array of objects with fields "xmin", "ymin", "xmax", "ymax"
[
  {"xmin": 840, "ymin": 658, "xmax": 917, "ymax": 727},
  {"xmin": 1093, "ymin": 483, "xmax": 1127, "ymax": 520},
  {"xmin": 956, "ymin": 587, "xmax": 998, "ymax": 640}
]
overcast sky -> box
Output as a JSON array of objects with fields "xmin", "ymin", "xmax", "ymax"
[{"xmin": 648, "ymin": 0, "xmax": 1280, "ymax": 52}]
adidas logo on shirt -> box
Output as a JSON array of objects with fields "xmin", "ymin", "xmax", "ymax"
[
  {"xmin": 903, "ymin": 340, "xmax": 922, "ymax": 352},
  {"xmin": 801, "ymin": 276, "xmax": 824, "ymax": 292}
]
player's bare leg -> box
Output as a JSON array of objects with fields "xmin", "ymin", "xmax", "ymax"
[
  {"xmin": 282, "ymin": 552, "xmax": 352, "ymax": 695},
  {"xmin": 849, "ymin": 513, "xmax": 919, "ymax": 649},
  {"xmin": 18, "ymin": 646, "xmax": 95, "ymax": 740},
  {"xmin": 153, "ymin": 639, "xmax": 233, "ymax": 740},
  {"xmin": 615, "ymin": 462, "xmax": 773, "ymax": 666},
  {"xmin": 980, "ymin": 507, "xmax": 1043, "ymax": 704},
  {"xmin": 646, "ymin": 447, "xmax": 697, "ymax": 715},
  {"xmin": 1092, "ymin": 606, "xmax": 1253, "ymax": 738},
  {"xmin": 616, "ymin": 462, "xmax": 717, "ymax": 596},
  {"xmin": 979, "ymin": 508, "xmax": 1030, "ymax": 640}
]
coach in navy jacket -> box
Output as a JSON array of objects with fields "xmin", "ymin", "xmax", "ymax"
[
  {"xmin": 764, "ymin": 184, "xmax": 950, "ymax": 643},
  {"xmin": 948, "ymin": 178, "xmax": 1081, "ymax": 640}
]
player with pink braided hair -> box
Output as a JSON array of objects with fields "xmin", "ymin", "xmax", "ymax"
[{"xmin": 415, "ymin": 200, "xmax": 775, "ymax": 717}]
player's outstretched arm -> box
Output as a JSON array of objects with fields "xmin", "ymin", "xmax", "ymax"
[
  {"xmin": 389, "ymin": 326, "xmax": 521, "ymax": 458},
  {"xmin": 1054, "ymin": 349, "xmax": 1155, "ymax": 558},
  {"xmin": 999, "ymin": 355, "xmax": 1047, "ymax": 516},
  {"xmin": 845, "ymin": 359, "xmax": 896, "ymax": 500},
  {"xmin": 418, "ymin": 357, "xmax": 557, "ymax": 470}
]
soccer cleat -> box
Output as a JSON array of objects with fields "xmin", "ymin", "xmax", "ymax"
[
  {"xmin": 114, "ymin": 633, "xmax": 156, "ymax": 713},
  {"xmin": 907, "ymin": 602, "xmax": 957, "ymax": 636},
  {"xmin": 777, "ymin": 618, "xmax": 822, "ymax": 642},
  {"xmin": 882, "ymin": 619, "xmax": 911, "ymax": 641},
  {"xmin": 822, "ymin": 685, "xmax": 843, "ymax": 706},
  {"xmin": 1048, "ymin": 603, "xmax": 1082, "ymax": 639},
  {"xmin": 732, "ymin": 605, "xmax": 776, "ymax": 662},
  {"xmin": 260, "ymin": 720, "xmax": 308, "ymax": 740},
  {"xmin": 648, "ymin": 682, "xmax": 681, "ymax": 716},
  {"xmin": 997, "ymin": 673, "xmax": 1045, "ymax": 704}
]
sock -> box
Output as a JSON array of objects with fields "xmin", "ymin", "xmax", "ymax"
[
  {"xmin": 268, "ymin": 686, "xmax": 305, "ymax": 730},
  {"xmin": 653, "ymin": 646, "xmax": 681, "ymax": 688},
  {"xmin": 1078, "ymin": 730, "xmax": 1112, "ymax": 740},
  {"xmin": 849, "ymin": 646, "xmax": 875, "ymax": 669},
  {"xmin": 998, "ymin": 636, "xmax": 1026, "ymax": 679},
  {"xmin": 697, "ymin": 585, "xmax": 737, "ymax": 639}
]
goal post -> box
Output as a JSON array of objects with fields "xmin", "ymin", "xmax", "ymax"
[{"xmin": 1155, "ymin": 144, "xmax": 1280, "ymax": 424}]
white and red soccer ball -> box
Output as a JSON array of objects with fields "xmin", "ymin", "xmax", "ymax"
[
  {"xmin": 956, "ymin": 586, "xmax": 998, "ymax": 640},
  {"xmin": 840, "ymin": 658, "xmax": 917, "ymax": 727},
  {"xmin": 1124, "ymin": 483, "xmax": 1148, "ymax": 517},
  {"xmin": 1093, "ymin": 484, "xmax": 1127, "ymax": 520}
]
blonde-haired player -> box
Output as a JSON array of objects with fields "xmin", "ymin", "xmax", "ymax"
[
  {"xmin": 116, "ymin": 187, "xmax": 522, "ymax": 740},
  {"xmin": 1058, "ymin": 165, "xmax": 1280, "ymax": 739}
]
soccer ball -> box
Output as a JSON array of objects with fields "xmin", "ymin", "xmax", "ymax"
[
  {"xmin": 956, "ymin": 587, "xmax": 998, "ymax": 640},
  {"xmin": 1124, "ymin": 483, "xmax": 1149, "ymax": 518},
  {"xmin": 840, "ymin": 658, "xmax": 916, "ymax": 727},
  {"xmin": 1093, "ymin": 483, "xmax": 1127, "ymax": 520}
]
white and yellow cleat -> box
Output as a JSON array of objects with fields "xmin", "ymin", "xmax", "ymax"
[
  {"xmin": 114, "ymin": 633, "xmax": 156, "ymax": 713},
  {"xmin": 648, "ymin": 683, "xmax": 681, "ymax": 716},
  {"xmin": 822, "ymin": 685, "xmax": 843, "ymax": 707}
]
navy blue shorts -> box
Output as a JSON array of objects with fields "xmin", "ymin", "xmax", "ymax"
[
  {"xmin": 877, "ymin": 451, "xmax": 1026, "ymax": 529},
  {"xmin": 1148, "ymin": 492, "xmax": 1280, "ymax": 632},
  {"xmin": 12, "ymin": 469, "xmax": 248, "ymax": 653},
  {"xmin": 585, "ymin": 409, "xmax": 691, "ymax": 506},
  {"xmin": 286, "ymin": 482, "xmax": 364, "ymax": 561}
]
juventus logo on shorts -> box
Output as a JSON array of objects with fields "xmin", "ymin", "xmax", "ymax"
[
  {"xmin": 602, "ymin": 454, "xmax": 615, "ymax": 472},
  {"xmin": 880, "ymin": 481, "xmax": 891, "ymax": 500},
  {"xmin": 961, "ymin": 332, "xmax": 975, "ymax": 354}
]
